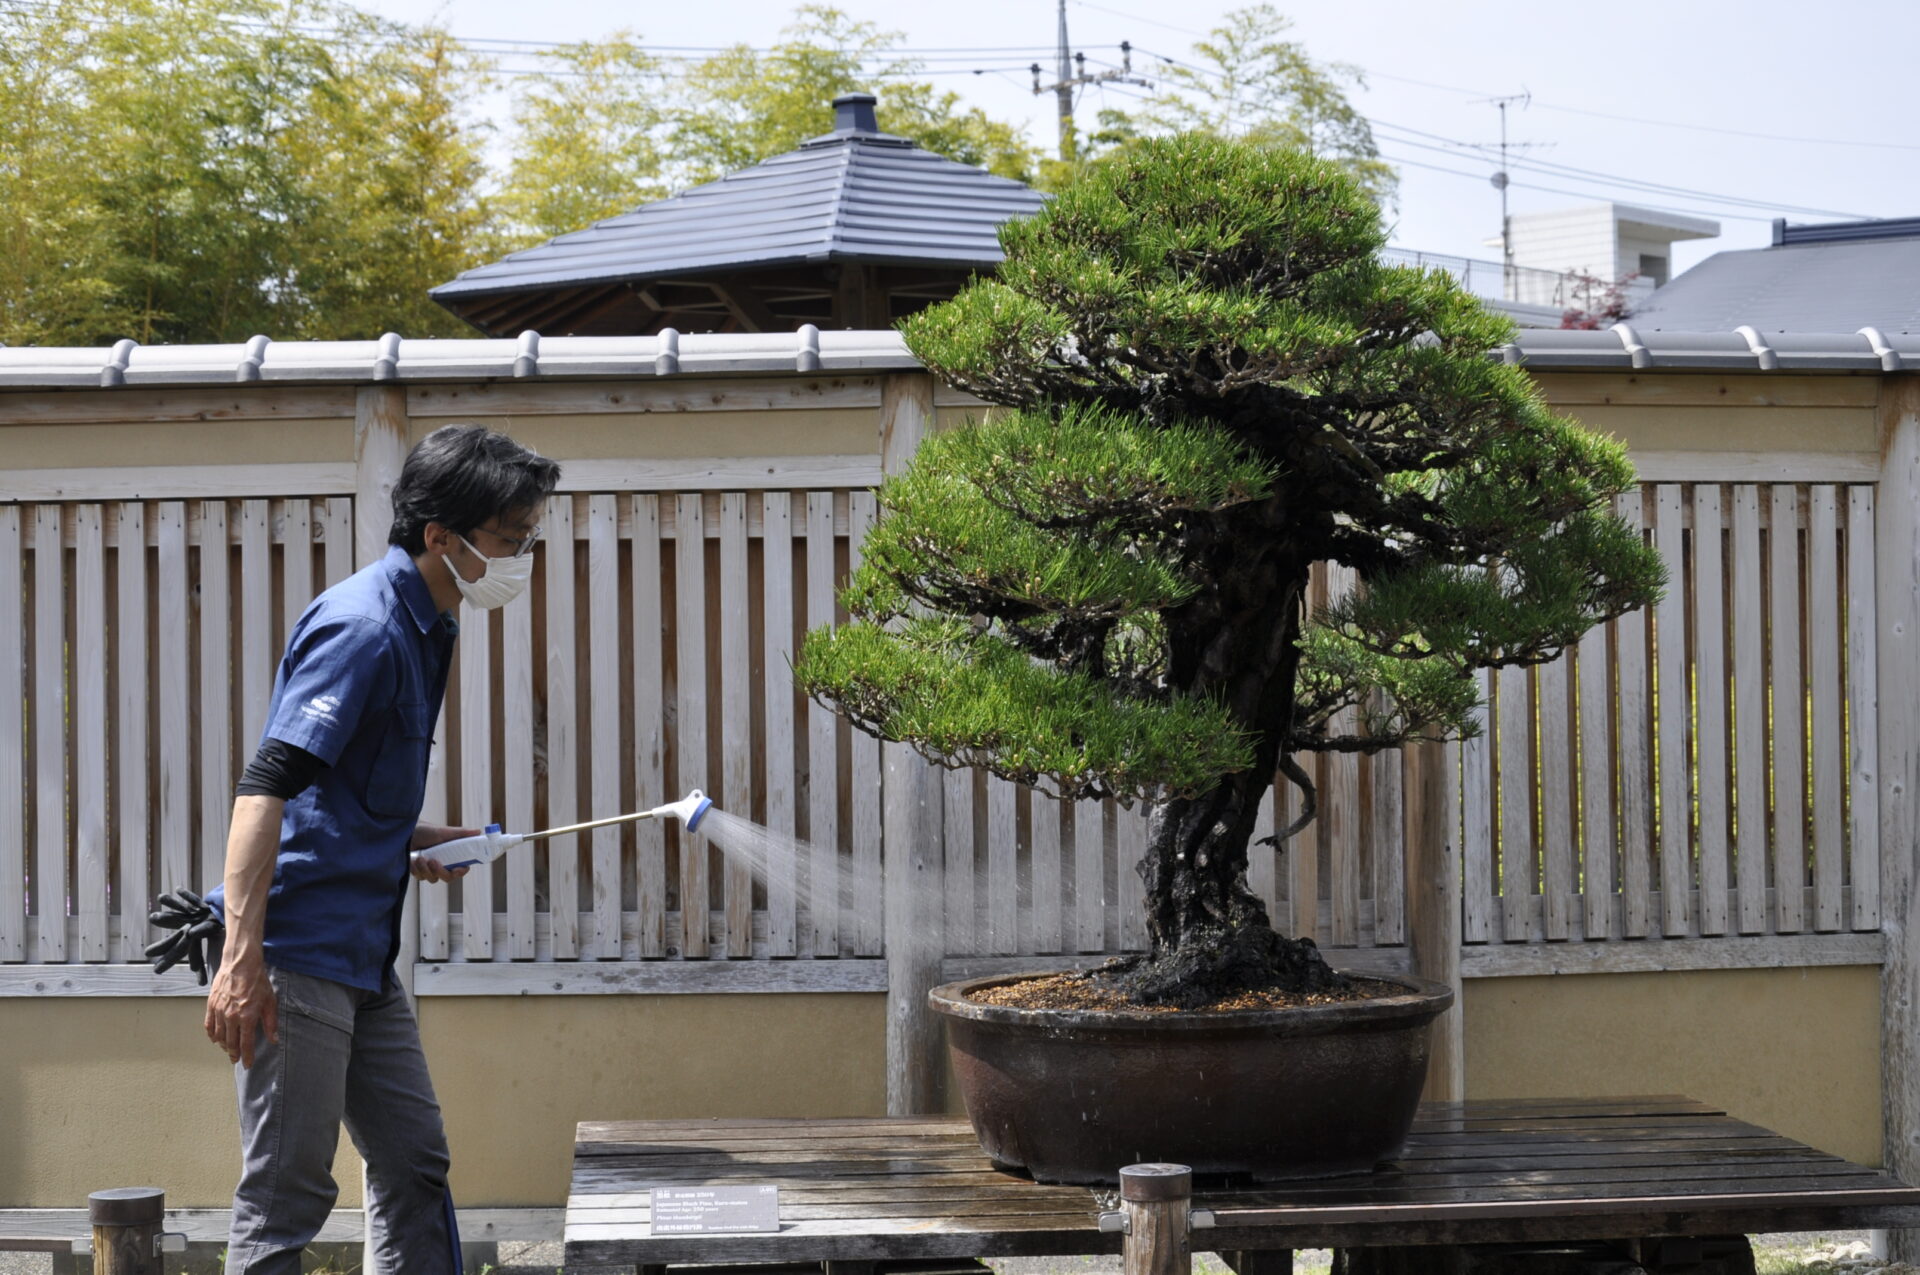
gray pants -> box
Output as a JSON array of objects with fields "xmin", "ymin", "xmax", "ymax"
[{"xmin": 226, "ymin": 965, "xmax": 460, "ymax": 1275}]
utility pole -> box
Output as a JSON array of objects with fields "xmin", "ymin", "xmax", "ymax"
[
  {"xmin": 1481, "ymin": 91, "xmax": 1531, "ymax": 299},
  {"xmin": 1030, "ymin": 0, "xmax": 1152, "ymax": 164},
  {"xmin": 1054, "ymin": 0, "xmax": 1074, "ymax": 162}
]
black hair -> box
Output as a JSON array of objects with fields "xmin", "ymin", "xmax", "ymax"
[{"xmin": 387, "ymin": 425, "xmax": 562, "ymax": 555}]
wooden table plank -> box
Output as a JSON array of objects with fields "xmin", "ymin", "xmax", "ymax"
[{"xmin": 565, "ymin": 1099, "xmax": 1920, "ymax": 1268}]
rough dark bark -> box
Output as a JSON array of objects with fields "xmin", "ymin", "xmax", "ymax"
[{"xmin": 1101, "ymin": 490, "xmax": 1347, "ymax": 1006}]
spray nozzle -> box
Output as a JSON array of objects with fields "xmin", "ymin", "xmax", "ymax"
[{"xmin": 648, "ymin": 788, "xmax": 713, "ymax": 833}]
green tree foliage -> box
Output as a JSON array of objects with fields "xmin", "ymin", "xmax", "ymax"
[
  {"xmin": 0, "ymin": 0, "xmax": 490, "ymax": 345},
  {"xmin": 670, "ymin": 6, "xmax": 1039, "ymax": 187},
  {"xmin": 493, "ymin": 35, "xmax": 670, "ymax": 246},
  {"xmin": 0, "ymin": 1, "xmax": 127, "ymax": 345},
  {"xmin": 797, "ymin": 137, "xmax": 1663, "ymax": 1004},
  {"xmin": 1077, "ymin": 5, "xmax": 1395, "ymax": 203}
]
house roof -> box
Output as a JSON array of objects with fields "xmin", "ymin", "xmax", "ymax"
[
  {"xmin": 428, "ymin": 95, "xmax": 1048, "ymax": 312},
  {"xmin": 2, "ymin": 327, "xmax": 1914, "ymax": 391},
  {"xmin": 1633, "ymin": 216, "xmax": 1920, "ymax": 333}
]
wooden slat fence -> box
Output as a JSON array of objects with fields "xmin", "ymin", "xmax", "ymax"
[
  {"xmin": 5, "ymin": 497, "xmax": 355, "ymax": 964},
  {"xmin": 1457, "ymin": 481, "xmax": 1882, "ymax": 945},
  {"xmin": 422, "ymin": 489, "xmax": 888, "ymax": 963},
  {"xmin": 0, "ymin": 480, "xmax": 1886, "ymax": 970}
]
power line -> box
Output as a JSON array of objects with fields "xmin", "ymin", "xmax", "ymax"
[
  {"xmin": 1053, "ymin": 2, "xmax": 1920, "ymax": 155},
  {"xmin": 1356, "ymin": 65, "xmax": 1920, "ymax": 154},
  {"xmin": 1131, "ymin": 45, "xmax": 1873, "ymax": 222},
  {"xmin": 1368, "ymin": 122, "xmax": 1870, "ymax": 220}
]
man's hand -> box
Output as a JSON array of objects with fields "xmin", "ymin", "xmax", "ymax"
[
  {"xmin": 205, "ymin": 949, "xmax": 278, "ymax": 1068},
  {"xmin": 410, "ymin": 823, "xmax": 478, "ymax": 885}
]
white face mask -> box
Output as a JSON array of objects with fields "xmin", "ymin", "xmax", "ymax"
[{"xmin": 444, "ymin": 532, "xmax": 534, "ymax": 610}]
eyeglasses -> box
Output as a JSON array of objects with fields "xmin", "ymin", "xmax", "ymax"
[{"xmin": 470, "ymin": 523, "xmax": 543, "ymax": 559}]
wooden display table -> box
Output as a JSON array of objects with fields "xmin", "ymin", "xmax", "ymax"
[{"xmin": 564, "ymin": 1097, "xmax": 1920, "ymax": 1272}]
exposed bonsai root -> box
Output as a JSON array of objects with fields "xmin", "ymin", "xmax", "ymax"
[{"xmin": 1096, "ymin": 923, "xmax": 1347, "ymax": 1008}]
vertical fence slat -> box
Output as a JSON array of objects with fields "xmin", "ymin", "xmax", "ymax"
[
  {"xmin": 197, "ymin": 501, "xmax": 230, "ymax": 896},
  {"xmin": 588, "ymin": 495, "xmax": 624, "ymax": 959},
  {"xmin": 239, "ymin": 499, "xmax": 272, "ymax": 751},
  {"xmin": 1615, "ymin": 491, "xmax": 1653, "ymax": 939},
  {"xmin": 1847, "ymin": 486, "xmax": 1881, "ymax": 929},
  {"xmin": 945, "ymin": 771, "xmax": 976, "ymax": 957},
  {"xmin": 1693, "ymin": 485, "xmax": 1730, "ymax": 937},
  {"xmin": 1326, "ymin": 568, "xmax": 1360, "ymax": 947},
  {"xmin": 1809, "ymin": 486, "xmax": 1845, "ymax": 932},
  {"xmin": 1654, "ymin": 484, "xmax": 1691, "ymax": 936},
  {"xmin": 0, "ymin": 509, "xmax": 23, "ymax": 961},
  {"xmin": 1576, "ymin": 626, "xmax": 1613, "ymax": 940},
  {"xmin": 1249, "ymin": 779, "xmax": 1277, "ymax": 928},
  {"xmin": 631, "ymin": 495, "xmax": 666, "ymax": 958},
  {"xmin": 323, "ymin": 498, "xmax": 353, "ymax": 588},
  {"xmin": 1538, "ymin": 653, "xmax": 1572, "ymax": 942},
  {"xmin": 282, "ymin": 499, "xmax": 312, "ymax": 637},
  {"xmin": 848, "ymin": 492, "xmax": 883, "ymax": 956},
  {"xmin": 1769, "ymin": 484, "xmax": 1807, "ymax": 934},
  {"xmin": 34, "ymin": 506, "xmax": 67, "ymax": 961},
  {"xmin": 156, "ymin": 505, "xmax": 191, "ymax": 907},
  {"xmin": 1328, "ymin": 742, "xmax": 1361, "ymax": 947},
  {"xmin": 762, "ymin": 493, "xmax": 798, "ymax": 957},
  {"xmin": 987, "ymin": 778, "xmax": 1018, "ymax": 955},
  {"xmin": 458, "ymin": 597, "xmax": 494, "ymax": 961},
  {"xmin": 718, "ymin": 493, "xmax": 753, "ymax": 958},
  {"xmin": 1372, "ymin": 750, "xmax": 1405, "ymax": 947},
  {"xmin": 417, "ymin": 696, "xmax": 449, "ymax": 961},
  {"xmin": 1460, "ymin": 673, "xmax": 1494, "ymax": 944},
  {"xmin": 1031, "ymin": 793, "xmax": 1062, "ymax": 954},
  {"xmin": 1496, "ymin": 663, "xmax": 1532, "ymax": 943},
  {"xmin": 804, "ymin": 492, "xmax": 839, "ymax": 957},
  {"xmin": 1075, "ymin": 799, "xmax": 1103, "ymax": 953},
  {"xmin": 502, "ymin": 580, "xmax": 536, "ymax": 961},
  {"xmin": 544, "ymin": 495, "xmax": 580, "ymax": 960},
  {"xmin": 675, "ymin": 493, "xmax": 710, "ymax": 959},
  {"xmin": 1731, "ymin": 485, "xmax": 1769, "ymax": 934},
  {"xmin": 73, "ymin": 506, "xmax": 109, "ymax": 961},
  {"xmin": 1118, "ymin": 802, "xmax": 1147, "ymax": 952}
]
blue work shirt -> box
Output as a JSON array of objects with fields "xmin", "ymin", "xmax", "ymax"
[{"xmin": 210, "ymin": 545, "xmax": 456, "ymax": 991}]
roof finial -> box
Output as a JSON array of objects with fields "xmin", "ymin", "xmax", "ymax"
[{"xmin": 833, "ymin": 92, "xmax": 879, "ymax": 135}]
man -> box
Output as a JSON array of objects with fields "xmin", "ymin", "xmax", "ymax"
[{"xmin": 203, "ymin": 424, "xmax": 560, "ymax": 1274}]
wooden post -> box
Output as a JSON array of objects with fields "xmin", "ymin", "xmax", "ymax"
[
  {"xmin": 1120, "ymin": 1164, "xmax": 1192, "ymax": 1275},
  {"xmin": 353, "ymin": 385, "xmax": 409, "ymax": 574},
  {"xmin": 879, "ymin": 372, "xmax": 948, "ymax": 1115},
  {"xmin": 1877, "ymin": 377, "xmax": 1920, "ymax": 1262},
  {"xmin": 89, "ymin": 1188, "xmax": 163, "ymax": 1275},
  {"xmin": 1405, "ymin": 740, "xmax": 1464, "ymax": 1101}
]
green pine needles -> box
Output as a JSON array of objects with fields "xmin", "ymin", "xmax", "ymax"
[{"xmin": 795, "ymin": 134, "xmax": 1665, "ymax": 1004}]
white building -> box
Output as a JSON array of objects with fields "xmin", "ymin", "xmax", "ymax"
[{"xmin": 1486, "ymin": 202, "xmax": 1721, "ymax": 308}]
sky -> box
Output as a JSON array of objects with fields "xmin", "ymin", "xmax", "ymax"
[{"xmin": 359, "ymin": 0, "xmax": 1919, "ymax": 278}]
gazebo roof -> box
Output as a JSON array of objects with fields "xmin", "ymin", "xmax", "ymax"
[{"xmin": 430, "ymin": 95, "xmax": 1048, "ymax": 335}]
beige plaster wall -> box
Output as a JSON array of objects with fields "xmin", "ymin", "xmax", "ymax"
[
  {"xmin": 419, "ymin": 993, "xmax": 886, "ymax": 1206},
  {"xmin": 1464, "ymin": 965, "xmax": 1882, "ymax": 1166},
  {"xmin": 0, "ymin": 997, "xmax": 366, "ymax": 1209},
  {"xmin": 0, "ymin": 992, "xmax": 884, "ymax": 1209},
  {"xmin": 1534, "ymin": 371, "xmax": 1880, "ymax": 458},
  {"xmin": 409, "ymin": 409, "xmax": 879, "ymax": 462},
  {"xmin": 1, "ymin": 417, "xmax": 354, "ymax": 470}
]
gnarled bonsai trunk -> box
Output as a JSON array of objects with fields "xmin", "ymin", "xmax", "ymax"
[{"xmin": 1106, "ymin": 518, "xmax": 1344, "ymax": 1006}]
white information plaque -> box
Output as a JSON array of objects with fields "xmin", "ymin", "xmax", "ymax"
[{"xmin": 648, "ymin": 1184, "xmax": 780, "ymax": 1235}]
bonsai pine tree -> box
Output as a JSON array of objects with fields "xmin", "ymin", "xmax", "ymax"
[{"xmin": 797, "ymin": 135, "xmax": 1665, "ymax": 1007}]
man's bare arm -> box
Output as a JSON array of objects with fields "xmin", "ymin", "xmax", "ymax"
[{"xmin": 204, "ymin": 795, "xmax": 283, "ymax": 1068}]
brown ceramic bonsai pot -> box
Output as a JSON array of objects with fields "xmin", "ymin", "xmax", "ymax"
[{"xmin": 929, "ymin": 971, "xmax": 1454, "ymax": 1185}]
